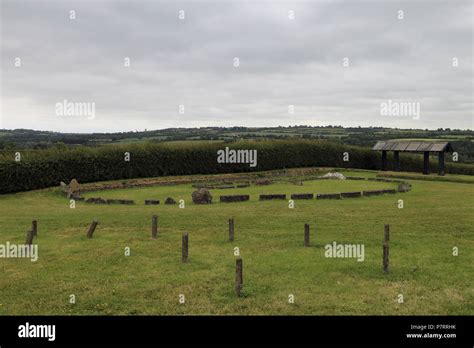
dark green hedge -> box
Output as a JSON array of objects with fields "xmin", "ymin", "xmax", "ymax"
[{"xmin": 0, "ymin": 140, "xmax": 472, "ymax": 194}]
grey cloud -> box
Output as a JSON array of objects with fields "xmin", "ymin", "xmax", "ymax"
[{"xmin": 0, "ymin": 0, "xmax": 472, "ymax": 132}]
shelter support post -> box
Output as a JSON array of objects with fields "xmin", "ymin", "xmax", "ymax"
[
  {"xmin": 438, "ymin": 152, "xmax": 445, "ymax": 176},
  {"xmin": 423, "ymin": 152, "xmax": 430, "ymax": 175},
  {"xmin": 394, "ymin": 151, "xmax": 400, "ymax": 172},
  {"xmin": 381, "ymin": 150, "xmax": 387, "ymax": 171}
]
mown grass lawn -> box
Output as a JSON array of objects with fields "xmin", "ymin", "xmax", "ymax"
[{"xmin": 0, "ymin": 169, "xmax": 472, "ymax": 315}]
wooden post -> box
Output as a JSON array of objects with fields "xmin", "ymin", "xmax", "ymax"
[
  {"xmin": 235, "ymin": 258, "xmax": 243, "ymax": 297},
  {"xmin": 423, "ymin": 152, "xmax": 430, "ymax": 175},
  {"xmin": 383, "ymin": 243, "xmax": 389, "ymax": 273},
  {"xmin": 86, "ymin": 220, "xmax": 98, "ymax": 239},
  {"xmin": 438, "ymin": 152, "xmax": 445, "ymax": 176},
  {"xmin": 394, "ymin": 151, "xmax": 400, "ymax": 172},
  {"xmin": 384, "ymin": 224, "xmax": 390, "ymax": 243},
  {"xmin": 229, "ymin": 218, "xmax": 234, "ymax": 242},
  {"xmin": 383, "ymin": 224, "xmax": 389, "ymax": 273},
  {"xmin": 381, "ymin": 150, "xmax": 387, "ymax": 171},
  {"xmin": 32, "ymin": 220, "xmax": 38, "ymax": 236},
  {"xmin": 25, "ymin": 230, "xmax": 34, "ymax": 245},
  {"xmin": 304, "ymin": 224, "xmax": 310, "ymax": 247},
  {"xmin": 182, "ymin": 233, "xmax": 188, "ymax": 263},
  {"xmin": 151, "ymin": 215, "xmax": 158, "ymax": 239}
]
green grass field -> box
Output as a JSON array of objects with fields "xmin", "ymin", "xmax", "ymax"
[{"xmin": 0, "ymin": 169, "xmax": 473, "ymax": 315}]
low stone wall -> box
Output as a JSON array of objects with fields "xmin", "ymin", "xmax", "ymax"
[
  {"xmin": 290, "ymin": 193, "xmax": 314, "ymax": 199},
  {"xmin": 165, "ymin": 197, "xmax": 176, "ymax": 205},
  {"xmin": 345, "ymin": 176, "xmax": 366, "ymax": 180},
  {"xmin": 86, "ymin": 197, "xmax": 106, "ymax": 204},
  {"xmin": 197, "ymin": 181, "xmax": 252, "ymax": 188},
  {"xmin": 220, "ymin": 195, "xmax": 250, "ymax": 203},
  {"xmin": 236, "ymin": 183, "xmax": 250, "ymax": 188},
  {"xmin": 255, "ymin": 179, "xmax": 272, "ymax": 186},
  {"xmin": 368, "ymin": 178, "xmax": 399, "ymax": 183},
  {"xmin": 340, "ymin": 191, "xmax": 362, "ymax": 198},
  {"xmin": 86, "ymin": 197, "xmax": 135, "ymax": 204},
  {"xmin": 362, "ymin": 190, "xmax": 385, "ymax": 197},
  {"xmin": 192, "ymin": 184, "xmax": 236, "ymax": 189},
  {"xmin": 316, "ymin": 193, "xmax": 341, "ymax": 200},
  {"xmin": 79, "ymin": 176, "xmax": 411, "ymax": 206},
  {"xmin": 64, "ymin": 167, "xmax": 335, "ymax": 194},
  {"xmin": 109, "ymin": 199, "xmax": 134, "ymax": 205},
  {"xmin": 259, "ymin": 194, "xmax": 286, "ymax": 200}
]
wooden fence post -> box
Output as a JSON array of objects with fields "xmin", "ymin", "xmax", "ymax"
[
  {"xmin": 235, "ymin": 258, "xmax": 243, "ymax": 297},
  {"xmin": 152, "ymin": 215, "xmax": 158, "ymax": 239},
  {"xmin": 25, "ymin": 230, "xmax": 34, "ymax": 245},
  {"xmin": 383, "ymin": 243, "xmax": 389, "ymax": 273},
  {"xmin": 86, "ymin": 220, "xmax": 99, "ymax": 239},
  {"xmin": 182, "ymin": 233, "xmax": 189, "ymax": 263},
  {"xmin": 383, "ymin": 224, "xmax": 390, "ymax": 273},
  {"xmin": 32, "ymin": 220, "xmax": 38, "ymax": 236},
  {"xmin": 384, "ymin": 224, "xmax": 390, "ymax": 243},
  {"xmin": 304, "ymin": 224, "xmax": 310, "ymax": 247},
  {"xmin": 229, "ymin": 218, "xmax": 234, "ymax": 242}
]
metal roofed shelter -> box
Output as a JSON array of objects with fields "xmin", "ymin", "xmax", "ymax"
[{"xmin": 372, "ymin": 141, "xmax": 454, "ymax": 176}]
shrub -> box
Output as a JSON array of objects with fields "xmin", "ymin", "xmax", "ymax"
[{"xmin": 0, "ymin": 139, "xmax": 472, "ymax": 194}]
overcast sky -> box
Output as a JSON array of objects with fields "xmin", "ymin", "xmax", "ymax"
[{"xmin": 0, "ymin": 0, "xmax": 472, "ymax": 133}]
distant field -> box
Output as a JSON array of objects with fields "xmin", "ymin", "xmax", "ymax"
[
  {"xmin": 0, "ymin": 169, "xmax": 472, "ymax": 315},
  {"xmin": 391, "ymin": 138, "xmax": 471, "ymax": 142},
  {"xmin": 160, "ymin": 140, "xmax": 225, "ymax": 147}
]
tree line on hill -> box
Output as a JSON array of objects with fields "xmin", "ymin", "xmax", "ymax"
[{"xmin": 0, "ymin": 126, "xmax": 472, "ymax": 163}]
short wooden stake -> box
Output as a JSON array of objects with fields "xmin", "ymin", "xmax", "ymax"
[
  {"xmin": 229, "ymin": 218, "xmax": 234, "ymax": 242},
  {"xmin": 383, "ymin": 243, "xmax": 389, "ymax": 273},
  {"xmin": 182, "ymin": 233, "xmax": 189, "ymax": 263},
  {"xmin": 32, "ymin": 220, "xmax": 38, "ymax": 236},
  {"xmin": 383, "ymin": 224, "xmax": 390, "ymax": 273},
  {"xmin": 86, "ymin": 220, "xmax": 98, "ymax": 239},
  {"xmin": 384, "ymin": 224, "xmax": 390, "ymax": 243},
  {"xmin": 25, "ymin": 230, "xmax": 34, "ymax": 245},
  {"xmin": 235, "ymin": 258, "xmax": 243, "ymax": 297},
  {"xmin": 304, "ymin": 224, "xmax": 310, "ymax": 247},
  {"xmin": 152, "ymin": 215, "xmax": 158, "ymax": 239}
]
